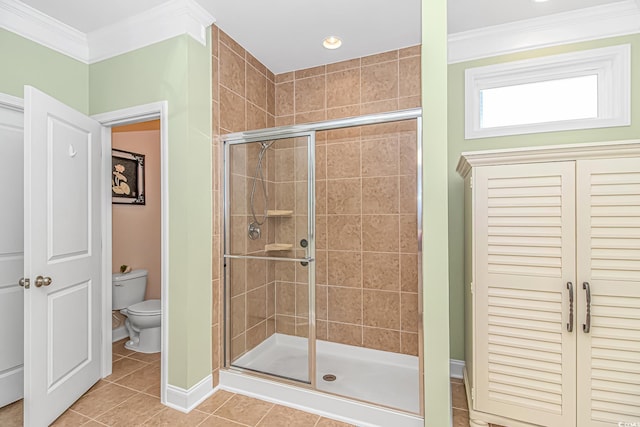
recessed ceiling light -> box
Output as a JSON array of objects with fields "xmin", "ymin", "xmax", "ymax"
[
  {"xmin": 532, "ymin": 0, "xmax": 550, "ymax": 2},
  {"xmin": 323, "ymin": 36, "xmax": 342, "ymax": 50}
]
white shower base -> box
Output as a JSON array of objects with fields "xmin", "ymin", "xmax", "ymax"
[{"xmin": 220, "ymin": 333, "xmax": 422, "ymax": 427}]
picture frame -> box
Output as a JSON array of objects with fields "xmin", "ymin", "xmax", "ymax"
[{"xmin": 112, "ymin": 149, "xmax": 145, "ymax": 205}]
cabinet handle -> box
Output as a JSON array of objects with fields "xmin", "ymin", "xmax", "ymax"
[
  {"xmin": 583, "ymin": 282, "xmax": 591, "ymax": 333},
  {"xmin": 566, "ymin": 282, "xmax": 574, "ymax": 332}
]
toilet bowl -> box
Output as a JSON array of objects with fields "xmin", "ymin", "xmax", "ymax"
[
  {"xmin": 112, "ymin": 269, "xmax": 162, "ymax": 354},
  {"xmin": 121, "ymin": 299, "xmax": 161, "ymax": 353}
]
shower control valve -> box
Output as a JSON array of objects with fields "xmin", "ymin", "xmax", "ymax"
[{"xmin": 248, "ymin": 222, "xmax": 261, "ymax": 240}]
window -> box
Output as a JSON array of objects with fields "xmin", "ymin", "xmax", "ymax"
[{"xmin": 465, "ymin": 44, "xmax": 630, "ymax": 139}]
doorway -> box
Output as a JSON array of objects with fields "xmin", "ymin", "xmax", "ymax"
[{"xmin": 109, "ymin": 119, "xmax": 163, "ymax": 392}]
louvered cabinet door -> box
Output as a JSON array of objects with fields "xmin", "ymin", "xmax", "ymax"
[
  {"xmin": 576, "ymin": 157, "xmax": 640, "ymax": 427},
  {"xmin": 473, "ymin": 162, "xmax": 576, "ymax": 427}
]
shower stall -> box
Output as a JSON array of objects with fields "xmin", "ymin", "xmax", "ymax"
[{"xmin": 221, "ymin": 109, "xmax": 423, "ymax": 427}]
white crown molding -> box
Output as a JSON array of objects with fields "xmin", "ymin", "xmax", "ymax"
[
  {"xmin": 0, "ymin": 0, "xmax": 215, "ymax": 64},
  {"xmin": 448, "ymin": 0, "xmax": 640, "ymax": 64},
  {"xmin": 88, "ymin": 0, "xmax": 215, "ymax": 64},
  {"xmin": 0, "ymin": 0, "xmax": 88, "ymax": 62}
]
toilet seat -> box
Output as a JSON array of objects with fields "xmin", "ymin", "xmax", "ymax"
[{"xmin": 127, "ymin": 299, "xmax": 161, "ymax": 316}]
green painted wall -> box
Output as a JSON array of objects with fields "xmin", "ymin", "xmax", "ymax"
[
  {"xmin": 90, "ymin": 35, "xmax": 213, "ymax": 389},
  {"xmin": 422, "ymin": 0, "xmax": 452, "ymax": 425},
  {"xmin": 448, "ymin": 33, "xmax": 640, "ymax": 360},
  {"xmin": 0, "ymin": 29, "xmax": 89, "ymax": 113}
]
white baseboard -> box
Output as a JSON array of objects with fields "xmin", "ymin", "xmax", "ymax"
[
  {"xmin": 0, "ymin": 366, "xmax": 23, "ymax": 408},
  {"xmin": 112, "ymin": 325, "xmax": 128, "ymax": 343},
  {"xmin": 450, "ymin": 359, "xmax": 465, "ymax": 379},
  {"xmin": 165, "ymin": 374, "xmax": 214, "ymax": 413}
]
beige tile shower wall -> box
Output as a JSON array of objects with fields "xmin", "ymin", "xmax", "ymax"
[
  {"xmin": 211, "ymin": 25, "xmax": 277, "ymax": 385},
  {"xmin": 274, "ymin": 46, "xmax": 421, "ymax": 126},
  {"xmin": 274, "ymin": 46, "xmax": 422, "ymax": 356}
]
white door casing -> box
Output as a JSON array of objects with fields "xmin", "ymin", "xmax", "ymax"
[
  {"xmin": 23, "ymin": 86, "xmax": 103, "ymax": 426},
  {"xmin": 0, "ymin": 99, "xmax": 25, "ymax": 408}
]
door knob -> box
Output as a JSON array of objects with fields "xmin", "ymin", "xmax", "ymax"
[
  {"xmin": 35, "ymin": 275, "xmax": 52, "ymax": 287},
  {"xmin": 18, "ymin": 277, "xmax": 30, "ymax": 289}
]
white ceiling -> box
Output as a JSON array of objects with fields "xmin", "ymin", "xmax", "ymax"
[{"xmin": 17, "ymin": 0, "xmax": 632, "ymax": 73}]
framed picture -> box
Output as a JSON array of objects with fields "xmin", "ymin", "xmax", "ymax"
[{"xmin": 112, "ymin": 149, "xmax": 145, "ymax": 205}]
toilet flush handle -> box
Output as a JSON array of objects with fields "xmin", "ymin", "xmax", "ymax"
[{"xmin": 35, "ymin": 275, "xmax": 52, "ymax": 288}]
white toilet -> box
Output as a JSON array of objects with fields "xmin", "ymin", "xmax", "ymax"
[{"xmin": 112, "ymin": 269, "xmax": 161, "ymax": 353}]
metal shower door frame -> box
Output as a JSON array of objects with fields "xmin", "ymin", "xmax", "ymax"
[
  {"xmin": 223, "ymin": 130, "xmax": 317, "ymax": 387},
  {"xmin": 221, "ymin": 107, "xmax": 424, "ymax": 415}
]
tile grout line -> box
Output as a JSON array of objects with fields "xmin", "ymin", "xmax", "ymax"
[{"xmin": 253, "ymin": 402, "xmax": 277, "ymax": 427}]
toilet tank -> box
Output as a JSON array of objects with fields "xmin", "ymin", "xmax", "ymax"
[{"xmin": 112, "ymin": 269, "xmax": 148, "ymax": 310}]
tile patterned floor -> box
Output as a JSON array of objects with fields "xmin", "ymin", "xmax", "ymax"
[{"xmin": 0, "ymin": 340, "xmax": 486, "ymax": 426}]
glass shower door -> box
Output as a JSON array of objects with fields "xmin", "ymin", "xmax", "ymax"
[{"xmin": 223, "ymin": 133, "xmax": 315, "ymax": 384}]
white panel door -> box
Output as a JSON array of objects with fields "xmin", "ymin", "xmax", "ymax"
[
  {"xmin": 0, "ymin": 103, "xmax": 24, "ymax": 408},
  {"xmin": 23, "ymin": 86, "xmax": 103, "ymax": 426},
  {"xmin": 473, "ymin": 162, "xmax": 576, "ymax": 427},
  {"xmin": 576, "ymin": 157, "xmax": 640, "ymax": 427}
]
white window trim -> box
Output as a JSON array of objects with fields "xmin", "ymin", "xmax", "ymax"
[{"xmin": 465, "ymin": 44, "xmax": 631, "ymax": 139}]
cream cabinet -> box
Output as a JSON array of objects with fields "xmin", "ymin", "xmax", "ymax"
[{"xmin": 457, "ymin": 141, "xmax": 640, "ymax": 427}]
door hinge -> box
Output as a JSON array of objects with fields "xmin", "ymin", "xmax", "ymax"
[
  {"xmin": 469, "ymin": 175, "xmax": 473, "ymax": 189},
  {"xmin": 470, "ymin": 281, "xmax": 474, "ymax": 295},
  {"xmin": 471, "ymin": 386, "xmax": 475, "ymax": 404}
]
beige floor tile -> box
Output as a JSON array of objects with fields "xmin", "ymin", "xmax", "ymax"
[
  {"xmin": 96, "ymin": 393, "xmax": 164, "ymax": 426},
  {"xmin": 453, "ymin": 408, "xmax": 469, "ymax": 427},
  {"xmin": 257, "ymin": 405, "xmax": 320, "ymax": 426},
  {"xmin": 50, "ymin": 409, "xmax": 92, "ymax": 426},
  {"xmin": 315, "ymin": 418, "xmax": 357, "ymax": 427},
  {"xmin": 214, "ymin": 394, "xmax": 274, "ymax": 426},
  {"xmin": 83, "ymin": 421, "xmax": 108, "ymax": 426},
  {"xmin": 115, "ymin": 362, "xmax": 160, "ymax": 392},
  {"xmin": 199, "ymin": 414, "xmax": 248, "ymax": 426},
  {"xmin": 141, "ymin": 380, "xmax": 161, "ymax": 398},
  {"xmin": 142, "ymin": 407, "xmax": 209, "ymax": 426},
  {"xmin": 106, "ymin": 357, "xmax": 147, "ymax": 382},
  {"xmin": 70, "ymin": 383, "xmax": 136, "ymax": 418},
  {"xmin": 126, "ymin": 351, "xmax": 161, "ymax": 364},
  {"xmin": 451, "ymin": 381, "xmax": 468, "ymax": 410},
  {"xmin": 112, "ymin": 339, "xmax": 134, "ymax": 357},
  {"xmin": 86, "ymin": 379, "xmax": 112, "ymax": 395},
  {"xmin": 196, "ymin": 390, "xmax": 235, "ymax": 414},
  {"xmin": 0, "ymin": 399, "xmax": 22, "ymax": 427}
]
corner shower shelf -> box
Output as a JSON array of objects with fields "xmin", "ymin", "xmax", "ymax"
[
  {"xmin": 264, "ymin": 243, "xmax": 293, "ymax": 252},
  {"xmin": 266, "ymin": 210, "xmax": 293, "ymax": 217}
]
